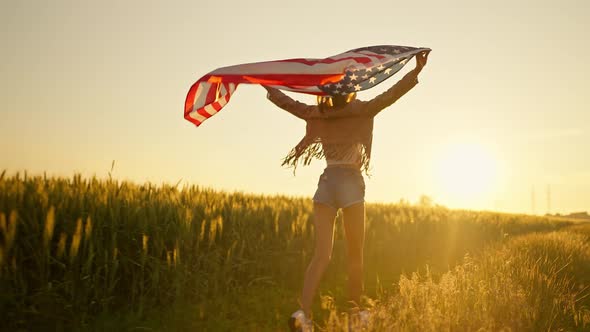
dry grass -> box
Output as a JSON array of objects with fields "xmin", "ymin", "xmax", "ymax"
[
  {"xmin": 320, "ymin": 227, "xmax": 590, "ymax": 331},
  {"xmin": 0, "ymin": 172, "xmax": 578, "ymax": 331}
]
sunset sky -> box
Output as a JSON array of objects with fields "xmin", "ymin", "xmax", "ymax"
[{"xmin": 1, "ymin": 0, "xmax": 588, "ymax": 214}]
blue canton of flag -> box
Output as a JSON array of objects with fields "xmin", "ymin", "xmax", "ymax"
[{"xmin": 319, "ymin": 45, "xmax": 426, "ymax": 96}]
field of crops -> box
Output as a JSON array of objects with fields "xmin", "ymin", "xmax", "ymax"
[{"xmin": 1, "ymin": 172, "xmax": 588, "ymax": 331}]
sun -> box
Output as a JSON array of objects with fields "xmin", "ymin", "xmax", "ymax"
[{"xmin": 434, "ymin": 143, "xmax": 499, "ymax": 208}]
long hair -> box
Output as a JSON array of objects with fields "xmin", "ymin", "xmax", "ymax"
[{"xmin": 317, "ymin": 93, "xmax": 356, "ymax": 112}]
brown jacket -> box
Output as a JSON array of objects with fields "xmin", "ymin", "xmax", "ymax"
[{"xmin": 267, "ymin": 69, "xmax": 420, "ymax": 173}]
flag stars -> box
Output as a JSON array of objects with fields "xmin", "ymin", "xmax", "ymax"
[{"xmin": 316, "ymin": 46, "xmax": 425, "ymax": 96}]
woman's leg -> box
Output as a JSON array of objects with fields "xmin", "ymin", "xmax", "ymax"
[
  {"xmin": 342, "ymin": 202, "xmax": 365, "ymax": 308},
  {"xmin": 300, "ymin": 202, "xmax": 337, "ymax": 316}
]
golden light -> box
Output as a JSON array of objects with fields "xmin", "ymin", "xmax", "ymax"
[{"xmin": 434, "ymin": 142, "xmax": 500, "ymax": 208}]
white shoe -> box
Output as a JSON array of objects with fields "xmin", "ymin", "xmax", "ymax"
[
  {"xmin": 288, "ymin": 309, "xmax": 312, "ymax": 332},
  {"xmin": 349, "ymin": 309, "xmax": 371, "ymax": 331},
  {"xmin": 359, "ymin": 309, "xmax": 371, "ymax": 327}
]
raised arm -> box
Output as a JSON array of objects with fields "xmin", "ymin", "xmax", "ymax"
[
  {"xmin": 365, "ymin": 51, "xmax": 429, "ymax": 117},
  {"xmin": 264, "ymin": 86, "xmax": 317, "ymax": 120}
]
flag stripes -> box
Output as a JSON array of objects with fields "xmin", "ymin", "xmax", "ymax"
[{"xmin": 184, "ymin": 45, "xmax": 429, "ymax": 126}]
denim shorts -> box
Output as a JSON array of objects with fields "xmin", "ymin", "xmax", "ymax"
[{"xmin": 312, "ymin": 166, "xmax": 365, "ymax": 209}]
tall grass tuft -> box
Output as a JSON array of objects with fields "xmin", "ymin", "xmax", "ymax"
[{"xmin": 323, "ymin": 228, "xmax": 590, "ymax": 331}]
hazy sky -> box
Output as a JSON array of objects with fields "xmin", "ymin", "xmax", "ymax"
[{"xmin": 1, "ymin": 0, "xmax": 588, "ymax": 214}]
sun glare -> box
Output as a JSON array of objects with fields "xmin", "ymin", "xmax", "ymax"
[{"xmin": 434, "ymin": 143, "xmax": 500, "ymax": 208}]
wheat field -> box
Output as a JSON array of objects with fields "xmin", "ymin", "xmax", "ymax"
[{"xmin": 0, "ymin": 172, "xmax": 588, "ymax": 331}]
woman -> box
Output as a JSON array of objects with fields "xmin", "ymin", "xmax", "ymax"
[{"xmin": 264, "ymin": 51, "xmax": 429, "ymax": 332}]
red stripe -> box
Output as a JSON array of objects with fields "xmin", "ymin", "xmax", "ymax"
[
  {"xmin": 203, "ymin": 73, "xmax": 342, "ymax": 86},
  {"xmin": 185, "ymin": 72, "xmax": 339, "ymax": 124},
  {"xmin": 196, "ymin": 100, "xmax": 224, "ymax": 118},
  {"xmin": 223, "ymin": 87, "xmax": 232, "ymax": 102},
  {"xmin": 184, "ymin": 82, "xmax": 199, "ymax": 117},
  {"xmin": 196, "ymin": 107, "xmax": 212, "ymax": 119},
  {"xmin": 207, "ymin": 82, "xmax": 218, "ymax": 101},
  {"xmin": 184, "ymin": 82, "xmax": 237, "ymax": 126},
  {"xmin": 276, "ymin": 56, "xmax": 368, "ymax": 65},
  {"xmin": 276, "ymin": 54, "xmax": 380, "ymax": 66},
  {"xmin": 196, "ymin": 55, "xmax": 388, "ymax": 85},
  {"xmin": 183, "ymin": 110, "xmax": 203, "ymax": 126},
  {"xmin": 185, "ymin": 116, "xmax": 202, "ymax": 126}
]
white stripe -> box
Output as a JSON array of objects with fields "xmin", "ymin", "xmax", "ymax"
[
  {"xmin": 268, "ymin": 85, "xmax": 322, "ymax": 93},
  {"xmin": 326, "ymin": 51, "xmax": 370, "ymax": 60},
  {"xmin": 191, "ymin": 82, "xmax": 209, "ymax": 115},
  {"xmin": 203, "ymin": 104, "xmax": 218, "ymax": 116},
  {"xmin": 219, "ymin": 84, "xmax": 235, "ymax": 105},
  {"xmin": 227, "ymin": 82, "xmax": 236, "ymax": 94},
  {"xmin": 215, "ymin": 83, "xmax": 236, "ymax": 101},
  {"xmin": 217, "ymin": 96, "xmax": 229, "ymax": 107},
  {"xmin": 219, "ymin": 83, "xmax": 226, "ymax": 97},
  {"xmin": 189, "ymin": 110, "xmax": 207, "ymax": 124},
  {"xmin": 190, "ymin": 83, "xmax": 236, "ymax": 122},
  {"xmin": 210, "ymin": 58, "xmax": 356, "ymax": 75}
]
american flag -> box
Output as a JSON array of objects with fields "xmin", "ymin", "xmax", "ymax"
[{"xmin": 184, "ymin": 45, "xmax": 430, "ymax": 126}]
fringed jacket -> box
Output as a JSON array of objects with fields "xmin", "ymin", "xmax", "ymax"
[{"xmin": 266, "ymin": 69, "xmax": 420, "ymax": 174}]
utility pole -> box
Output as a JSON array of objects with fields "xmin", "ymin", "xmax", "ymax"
[
  {"xmin": 531, "ymin": 185, "xmax": 535, "ymax": 214},
  {"xmin": 546, "ymin": 184, "xmax": 552, "ymax": 215}
]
